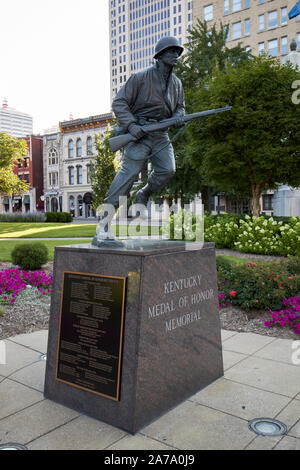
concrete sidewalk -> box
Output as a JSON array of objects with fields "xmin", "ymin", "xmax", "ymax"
[{"xmin": 0, "ymin": 329, "xmax": 299, "ymax": 450}]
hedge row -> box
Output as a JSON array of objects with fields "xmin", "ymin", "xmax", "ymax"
[
  {"xmin": 0, "ymin": 212, "xmax": 72, "ymax": 223},
  {"xmin": 163, "ymin": 211, "xmax": 300, "ymax": 256}
]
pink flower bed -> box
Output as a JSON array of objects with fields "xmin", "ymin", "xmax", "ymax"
[
  {"xmin": 264, "ymin": 295, "xmax": 300, "ymax": 335},
  {"xmin": 0, "ymin": 267, "xmax": 53, "ymax": 303}
]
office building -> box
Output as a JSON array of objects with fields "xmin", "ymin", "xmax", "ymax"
[
  {"xmin": 109, "ymin": 0, "xmax": 194, "ymax": 99},
  {"xmin": 0, "ymin": 98, "xmax": 33, "ymax": 138},
  {"xmin": 192, "ymin": 0, "xmax": 300, "ymax": 60}
]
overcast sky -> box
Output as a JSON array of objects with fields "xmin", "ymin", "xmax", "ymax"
[{"xmin": 0, "ymin": 0, "xmax": 110, "ymax": 134}]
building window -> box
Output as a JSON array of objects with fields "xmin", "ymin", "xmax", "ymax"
[
  {"xmin": 24, "ymin": 157, "xmax": 29, "ymax": 168},
  {"xmin": 258, "ymin": 14, "xmax": 264, "ymax": 32},
  {"xmin": 258, "ymin": 42, "xmax": 265, "ymax": 54},
  {"xmin": 68, "ymin": 166, "xmax": 74, "ymax": 185},
  {"xmin": 77, "ymin": 165, "xmax": 83, "ymax": 184},
  {"xmin": 232, "ymin": 21, "xmax": 242, "ymax": 39},
  {"xmin": 245, "ymin": 19, "xmax": 250, "ymax": 36},
  {"xmin": 281, "ymin": 36, "xmax": 288, "ymax": 54},
  {"xmin": 281, "ymin": 7, "xmax": 287, "ymax": 25},
  {"xmin": 262, "ymin": 194, "xmax": 273, "ymax": 211},
  {"xmin": 87, "ymin": 136, "xmax": 93, "ymax": 155},
  {"xmin": 69, "ymin": 196, "xmax": 75, "ymax": 217},
  {"xmin": 76, "ymin": 138, "xmax": 82, "ymax": 158},
  {"xmin": 244, "ymin": 0, "xmax": 250, "ymax": 8},
  {"xmin": 77, "ymin": 195, "xmax": 83, "ymax": 217},
  {"xmin": 49, "ymin": 172, "xmax": 58, "ymax": 186},
  {"xmin": 48, "ymin": 148, "xmax": 58, "ymax": 165},
  {"xmin": 268, "ymin": 39, "xmax": 278, "ymax": 57},
  {"xmin": 204, "ymin": 4, "xmax": 213, "ymax": 21},
  {"xmin": 232, "ymin": 0, "xmax": 242, "ymax": 12},
  {"xmin": 68, "ymin": 140, "xmax": 74, "ymax": 158},
  {"xmin": 268, "ymin": 10, "xmax": 278, "ymax": 29},
  {"xmin": 87, "ymin": 164, "xmax": 91, "ymax": 184},
  {"xmin": 224, "ymin": 0, "xmax": 230, "ymax": 14}
]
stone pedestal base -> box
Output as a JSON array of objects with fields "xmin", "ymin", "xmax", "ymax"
[{"xmin": 44, "ymin": 240, "xmax": 223, "ymax": 434}]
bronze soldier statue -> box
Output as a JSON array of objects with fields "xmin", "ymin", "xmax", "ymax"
[{"xmin": 93, "ymin": 36, "xmax": 185, "ymax": 244}]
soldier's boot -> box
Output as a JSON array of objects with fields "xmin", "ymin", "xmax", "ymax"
[
  {"xmin": 95, "ymin": 210, "xmax": 115, "ymax": 240},
  {"xmin": 135, "ymin": 184, "xmax": 152, "ymax": 218}
]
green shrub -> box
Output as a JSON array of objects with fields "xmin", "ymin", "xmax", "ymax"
[
  {"xmin": 162, "ymin": 209, "xmax": 203, "ymax": 241},
  {"xmin": 203, "ymin": 214, "xmax": 300, "ymax": 256},
  {"xmin": 11, "ymin": 242, "xmax": 49, "ymax": 270},
  {"xmin": 216, "ymin": 255, "xmax": 235, "ymax": 274},
  {"xmin": 45, "ymin": 212, "xmax": 73, "ymax": 223},
  {"xmin": 283, "ymin": 257, "xmax": 300, "ymax": 275},
  {"xmin": 217, "ymin": 258, "xmax": 300, "ymax": 311},
  {"xmin": 204, "ymin": 214, "xmax": 240, "ymax": 248},
  {"xmin": 0, "ymin": 212, "xmax": 46, "ymax": 222}
]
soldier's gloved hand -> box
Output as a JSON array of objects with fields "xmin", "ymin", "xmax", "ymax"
[
  {"xmin": 172, "ymin": 117, "xmax": 185, "ymax": 129},
  {"xmin": 128, "ymin": 123, "xmax": 144, "ymax": 139}
]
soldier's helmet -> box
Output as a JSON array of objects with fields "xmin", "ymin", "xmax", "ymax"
[{"xmin": 153, "ymin": 36, "xmax": 184, "ymax": 59}]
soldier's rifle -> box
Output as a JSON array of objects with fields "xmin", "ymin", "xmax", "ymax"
[{"xmin": 108, "ymin": 106, "xmax": 232, "ymax": 153}]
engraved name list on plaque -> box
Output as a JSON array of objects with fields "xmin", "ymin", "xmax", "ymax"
[{"xmin": 56, "ymin": 271, "xmax": 126, "ymax": 401}]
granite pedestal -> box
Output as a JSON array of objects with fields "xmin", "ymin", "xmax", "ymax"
[{"xmin": 44, "ymin": 240, "xmax": 223, "ymax": 434}]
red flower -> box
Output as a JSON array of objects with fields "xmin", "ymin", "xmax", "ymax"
[{"xmin": 229, "ymin": 290, "xmax": 237, "ymax": 297}]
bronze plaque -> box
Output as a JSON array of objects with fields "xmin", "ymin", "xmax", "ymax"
[{"xmin": 56, "ymin": 271, "xmax": 126, "ymax": 401}]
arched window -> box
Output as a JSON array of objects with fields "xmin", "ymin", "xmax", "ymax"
[
  {"xmin": 77, "ymin": 165, "xmax": 83, "ymax": 184},
  {"xmin": 87, "ymin": 136, "xmax": 93, "ymax": 154},
  {"xmin": 48, "ymin": 148, "xmax": 58, "ymax": 165},
  {"xmin": 68, "ymin": 140, "xmax": 74, "ymax": 158},
  {"xmin": 69, "ymin": 196, "xmax": 75, "ymax": 217},
  {"xmin": 68, "ymin": 166, "xmax": 74, "ymax": 185},
  {"xmin": 77, "ymin": 194, "xmax": 83, "ymax": 217},
  {"xmin": 76, "ymin": 138, "xmax": 82, "ymax": 157}
]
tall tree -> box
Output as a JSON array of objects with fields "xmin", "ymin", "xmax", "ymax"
[
  {"xmin": 89, "ymin": 126, "xmax": 120, "ymax": 211},
  {"xmin": 0, "ymin": 132, "xmax": 28, "ymax": 195},
  {"xmin": 188, "ymin": 55, "xmax": 300, "ymax": 216},
  {"xmin": 176, "ymin": 19, "xmax": 250, "ymax": 89},
  {"xmin": 162, "ymin": 20, "xmax": 250, "ymax": 210}
]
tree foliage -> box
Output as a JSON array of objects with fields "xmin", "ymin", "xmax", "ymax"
[
  {"xmin": 0, "ymin": 132, "xmax": 29, "ymax": 195},
  {"xmin": 188, "ymin": 55, "xmax": 300, "ymax": 216},
  {"xmin": 176, "ymin": 19, "xmax": 250, "ymax": 90},
  {"xmin": 161, "ymin": 20, "xmax": 250, "ymax": 208},
  {"xmin": 90, "ymin": 126, "xmax": 121, "ymax": 211}
]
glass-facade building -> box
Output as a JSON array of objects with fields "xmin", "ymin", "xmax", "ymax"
[
  {"xmin": 109, "ymin": 0, "xmax": 193, "ymax": 100},
  {"xmin": 0, "ymin": 99, "xmax": 33, "ymax": 138}
]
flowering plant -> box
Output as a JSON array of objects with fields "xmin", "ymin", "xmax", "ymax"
[
  {"xmin": 0, "ymin": 268, "xmax": 53, "ymax": 303},
  {"xmin": 264, "ymin": 296, "xmax": 300, "ymax": 335},
  {"xmin": 217, "ymin": 256, "xmax": 300, "ymax": 311},
  {"xmin": 204, "ymin": 214, "xmax": 300, "ymax": 256}
]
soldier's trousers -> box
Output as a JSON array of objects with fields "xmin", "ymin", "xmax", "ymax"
[{"xmin": 104, "ymin": 131, "xmax": 175, "ymax": 208}]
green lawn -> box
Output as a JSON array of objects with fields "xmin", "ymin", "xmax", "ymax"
[
  {"xmin": 0, "ymin": 239, "xmax": 92, "ymax": 262},
  {"xmin": 216, "ymin": 254, "xmax": 253, "ymax": 265},
  {"xmin": 0, "ymin": 222, "xmax": 96, "ymax": 238},
  {"xmin": 0, "ymin": 222, "xmax": 158, "ymax": 238}
]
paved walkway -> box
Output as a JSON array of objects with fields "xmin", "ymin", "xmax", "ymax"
[{"xmin": 0, "ymin": 329, "xmax": 299, "ymax": 450}]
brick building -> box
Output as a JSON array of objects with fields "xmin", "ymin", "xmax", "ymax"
[{"xmin": 0, "ymin": 135, "xmax": 44, "ymax": 214}]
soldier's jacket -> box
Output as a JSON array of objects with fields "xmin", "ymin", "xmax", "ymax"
[{"xmin": 112, "ymin": 62, "xmax": 185, "ymax": 132}]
